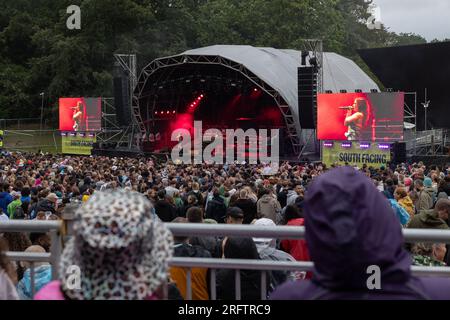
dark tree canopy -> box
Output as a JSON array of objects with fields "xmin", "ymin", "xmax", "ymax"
[{"xmin": 0, "ymin": 0, "xmax": 428, "ymax": 122}]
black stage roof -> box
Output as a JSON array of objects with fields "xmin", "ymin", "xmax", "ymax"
[{"xmin": 358, "ymin": 42, "xmax": 450, "ymax": 130}]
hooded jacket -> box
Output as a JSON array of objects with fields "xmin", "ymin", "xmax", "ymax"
[
  {"xmin": 257, "ymin": 194, "xmax": 281, "ymax": 224},
  {"xmin": 398, "ymin": 196, "xmax": 415, "ymax": 218},
  {"xmin": 280, "ymin": 218, "xmax": 310, "ymax": 262},
  {"xmin": 271, "ymin": 167, "xmax": 450, "ymax": 300},
  {"xmin": 408, "ymin": 209, "xmax": 449, "ymax": 230},
  {"xmin": 17, "ymin": 265, "xmax": 52, "ymax": 300}
]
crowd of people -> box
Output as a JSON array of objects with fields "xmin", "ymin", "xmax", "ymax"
[{"xmin": 0, "ymin": 152, "xmax": 449, "ymax": 300}]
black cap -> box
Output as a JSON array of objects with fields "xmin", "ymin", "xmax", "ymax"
[{"xmin": 226, "ymin": 207, "xmax": 244, "ymax": 219}]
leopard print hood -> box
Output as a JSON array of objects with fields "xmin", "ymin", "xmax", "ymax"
[{"xmin": 59, "ymin": 190, "xmax": 173, "ymax": 300}]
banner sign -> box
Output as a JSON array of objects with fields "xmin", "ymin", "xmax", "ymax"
[
  {"xmin": 61, "ymin": 133, "xmax": 96, "ymax": 155},
  {"xmin": 321, "ymin": 141, "xmax": 391, "ymax": 169}
]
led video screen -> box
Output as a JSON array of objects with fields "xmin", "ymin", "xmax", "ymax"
[
  {"xmin": 59, "ymin": 98, "xmax": 102, "ymax": 132},
  {"xmin": 317, "ymin": 92, "xmax": 404, "ymax": 141}
]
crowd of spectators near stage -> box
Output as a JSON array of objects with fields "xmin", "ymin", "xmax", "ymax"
[{"xmin": 0, "ymin": 152, "xmax": 450, "ymax": 300}]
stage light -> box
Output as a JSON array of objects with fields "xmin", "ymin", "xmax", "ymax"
[
  {"xmin": 340, "ymin": 90, "xmax": 347, "ymax": 93},
  {"xmin": 355, "ymin": 89, "xmax": 362, "ymax": 93},
  {"xmin": 253, "ymin": 88, "xmax": 258, "ymax": 92},
  {"xmin": 360, "ymin": 143, "xmax": 370, "ymax": 149},
  {"xmin": 155, "ymin": 111, "xmax": 158, "ymax": 115},
  {"xmin": 325, "ymin": 90, "xmax": 333, "ymax": 94},
  {"xmin": 371, "ymin": 89, "xmax": 378, "ymax": 93},
  {"xmin": 341, "ymin": 142, "xmax": 352, "ymax": 148},
  {"xmin": 301, "ymin": 51, "xmax": 309, "ymax": 66},
  {"xmin": 166, "ymin": 111, "xmax": 170, "ymax": 114},
  {"xmin": 61, "ymin": 132, "xmax": 67, "ymax": 137},
  {"xmin": 200, "ymin": 94, "xmax": 204, "ymax": 98},
  {"xmin": 173, "ymin": 110, "xmax": 176, "ymax": 114},
  {"xmin": 323, "ymin": 141, "xmax": 334, "ymax": 148},
  {"xmin": 378, "ymin": 143, "xmax": 391, "ymax": 150}
]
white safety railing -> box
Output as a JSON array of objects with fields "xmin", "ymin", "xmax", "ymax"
[
  {"xmin": 165, "ymin": 223, "xmax": 450, "ymax": 300},
  {"xmin": 2, "ymin": 221, "xmax": 450, "ymax": 300},
  {"xmin": 1, "ymin": 221, "xmax": 63, "ymax": 298}
]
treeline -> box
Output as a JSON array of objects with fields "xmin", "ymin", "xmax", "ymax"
[{"xmin": 0, "ymin": 0, "xmax": 428, "ymax": 122}]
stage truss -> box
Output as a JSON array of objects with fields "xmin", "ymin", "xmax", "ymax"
[{"xmin": 135, "ymin": 54, "xmax": 302, "ymax": 154}]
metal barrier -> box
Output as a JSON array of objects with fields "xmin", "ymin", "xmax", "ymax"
[
  {"xmin": 165, "ymin": 223, "xmax": 450, "ymax": 300},
  {"xmin": 0, "ymin": 221, "xmax": 63, "ymax": 298},
  {"xmin": 2, "ymin": 221, "xmax": 450, "ymax": 300}
]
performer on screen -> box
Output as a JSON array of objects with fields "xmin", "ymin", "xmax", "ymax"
[
  {"xmin": 343, "ymin": 97, "xmax": 370, "ymax": 141},
  {"xmin": 72, "ymin": 101, "xmax": 83, "ymax": 131}
]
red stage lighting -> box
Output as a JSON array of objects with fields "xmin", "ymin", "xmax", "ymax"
[
  {"xmin": 254, "ymin": 88, "xmax": 258, "ymax": 92},
  {"xmin": 166, "ymin": 111, "xmax": 170, "ymax": 114},
  {"xmin": 173, "ymin": 110, "xmax": 176, "ymax": 114}
]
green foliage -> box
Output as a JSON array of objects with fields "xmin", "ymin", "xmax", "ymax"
[{"xmin": 0, "ymin": 0, "xmax": 432, "ymax": 122}]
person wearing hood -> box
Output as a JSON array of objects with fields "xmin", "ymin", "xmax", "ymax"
[
  {"xmin": 35, "ymin": 190, "xmax": 173, "ymax": 300},
  {"xmin": 17, "ymin": 245, "xmax": 52, "ymax": 300},
  {"xmin": 7, "ymin": 191, "xmax": 22, "ymax": 219},
  {"xmin": 257, "ymin": 188, "xmax": 282, "ymax": 224},
  {"xmin": 252, "ymin": 218, "xmax": 296, "ymax": 289},
  {"xmin": 271, "ymin": 167, "xmax": 450, "ymax": 300},
  {"xmin": 280, "ymin": 205, "xmax": 310, "ymax": 262},
  {"xmin": 408, "ymin": 199, "xmax": 449, "ymax": 230},
  {"xmin": 394, "ymin": 187, "xmax": 415, "ymax": 219},
  {"xmin": 0, "ymin": 183, "xmax": 13, "ymax": 214},
  {"xmin": 382, "ymin": 191, "xmax": 410, "ymax": 226}
]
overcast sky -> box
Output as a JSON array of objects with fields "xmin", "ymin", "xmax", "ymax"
[{"xmin": 372, "ymin": 0, "xmax": 450, "ymax": 41}]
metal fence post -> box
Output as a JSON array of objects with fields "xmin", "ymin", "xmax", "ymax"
[
  {"xmin": 49, "ymin": 229, "xmax": 62, "ymax": 280},
  {"xmin": 186, "ymin": 268, "xmax": 192, "ymax": 300},
  {"xmin": 210, "ymin": 269, "xmax": 217, "ymax": 300}
]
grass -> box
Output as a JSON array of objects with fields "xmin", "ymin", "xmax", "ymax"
[{"xmin": 3, "ymin": 130, "xmax": 61, "ymax": 154}]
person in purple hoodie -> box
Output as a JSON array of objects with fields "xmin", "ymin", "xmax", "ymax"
[{"xmin": 271, "ymin": 167, "xmax": 450, "ymax": 300}]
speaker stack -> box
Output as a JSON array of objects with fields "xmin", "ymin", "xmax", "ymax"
[{"xmin": 297, "ymin": 66, "xmax": 318, "ymax": 129}]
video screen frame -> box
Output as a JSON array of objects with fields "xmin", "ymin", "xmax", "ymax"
[{"xmin": 317, "ymin": 92, "xmax": 405, "ymax": 142}]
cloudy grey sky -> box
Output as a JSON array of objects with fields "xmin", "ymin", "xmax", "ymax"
[{"xmin": 372, "ymin": 0, "xmax": 450, "ymax": 41}]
